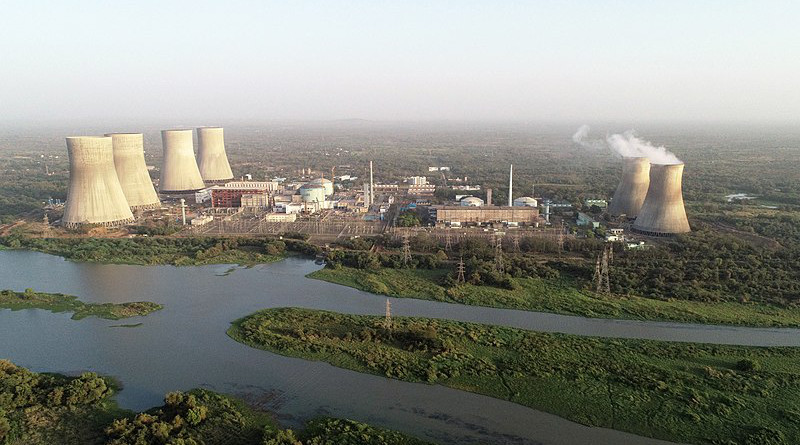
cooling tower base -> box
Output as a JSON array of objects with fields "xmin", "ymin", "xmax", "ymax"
[
  {"xmin": 130, "ymin": 202, "xmax": 162, "ymax": 211},
  {"xmin": 631, "ymin": 227, "xmax": 689, "ymax": 237},
  {"xmin": 204, "ymin": 178, "xmax": 233, "ymax": 185},
  {"xmin": 63, "ymin": 217, "xmax": 135, "ymax": 230}
]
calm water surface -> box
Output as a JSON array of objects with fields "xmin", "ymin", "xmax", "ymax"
[{"xmin": 5, "ymin": 250, "xmax": 797, "ymax": 444}]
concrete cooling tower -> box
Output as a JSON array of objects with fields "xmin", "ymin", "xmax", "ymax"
[
  {"xmin": 62, "ymin": 136, "xmax": 135, "ymax": 229},
  {"xmin": 196, "ymin": 127, "xmax": 233, "ymax": 183},
  {"xmin": 608, "ymin": 157, "xmax": 650, "ymax": 218},
  {"xmin": 159, "ymin": 129, "xmax": 206, "ymax": 193},
  {"xmin": 632, "ymin": 163, "xmax": 691, "ymax": 236},
  {"xmin": 105, "ymin": 133, "xmax": 160, "ymax": 210}
]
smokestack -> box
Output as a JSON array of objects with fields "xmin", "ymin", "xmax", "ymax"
[
  {"xmin": 608, "ymin": 157, "xmax": 650, "ymax": 218},
  {"xmin": 105, "ymin": 133, "xmax": 160, "ymax": 210},
  {"xmin": 180, "ymin": 198, "xmax": 187, "ymax": 225},
  {"xmin": 508, "ymin": 164, "xmax": 513, "ymax": 207},
  {"xmin": 159, "ymin": 130, "xmax": 205, "ymax": 193},
  {"xmin": 62, "ymin": 136, "xmax": 134, "ymax": 229},
  {"xmin": 196, "ymin": 127, "xmax": 234, "ymax": 183},
  {"xmin": 369, "ymin": 160, "xmax": 374, "ymax": 207},
  {"xmin": 632, "ymin": 163, "xmax": 691, "ymax": 236},
  {"xmin": 486, "ymin": 188, "xmax": 492, "ymax": 206}
]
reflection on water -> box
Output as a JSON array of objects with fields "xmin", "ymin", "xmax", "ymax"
[{"xmin": 6, "ymin": 249, "xmax": 791, "ymax": 444}]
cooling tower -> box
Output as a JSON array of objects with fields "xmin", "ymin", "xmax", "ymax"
[
  {"xmin": 159, "ymin": 129, "xmax": 205, "ymax": 193},
  {"xmin": 196, "ymin": 127, "xmax": 234, "ymax": 183},
  {"xmin": 632, "ymin": 163, "xmax": 691, "ymax": 236},
  {"xmin": 608, "ymin": 157, "xmax": 650, "ymax": 218},
  {"xmin": 62, "ymin": 136, "xmax": 135, "ymax": 229},
  {"xmin": 105, "ymin": 133, "xmax": 160, "ymax": 210}
]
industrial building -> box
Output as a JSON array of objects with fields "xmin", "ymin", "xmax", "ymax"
[
  {"xmin": 160, "ymin": 129, "xmax": 205, "ymax": 194},
  {"xmin": 608, "ymin": 157, "xmax": 650, "ymax": 218},
  {"xmin": 196, "ymin": 127, "xmax": 234, "ymax": 183},
  {"xmin": 62, "ymin": 136, "xmax": 135, "ymax": 228},
  {"xmin": 431, "ymin": 206, "xmax": 539, "ymax": 225},
  {"xmin": 106, "ymin": 133, "xmax": 160, "ymax": 210},
  {"xmin": 632, "ymin": 163, "xmax": 691, "ymax": 236},
  {"xmin": 513, "ymin": 196, "xmax": 538, "ymax": 207},
  {"xmin": 211, "ymin": 181, "xmax": 280, "ymax": 207}
]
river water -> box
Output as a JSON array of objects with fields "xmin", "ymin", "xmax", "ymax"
[{"xmin": 3, "ymin": 250, "xmax": 797, "ymax": 444}]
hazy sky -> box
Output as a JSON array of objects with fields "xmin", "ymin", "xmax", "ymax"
[{"xmin": 1, "ymin": 1, "xmax": 798, "ymax": 123}]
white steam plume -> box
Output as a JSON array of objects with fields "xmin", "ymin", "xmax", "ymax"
[{"xmin": 572, "ymin": 125, "xmax": 681, "ymax": 164}]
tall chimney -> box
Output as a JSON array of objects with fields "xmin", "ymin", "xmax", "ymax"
[
  {"xmin": 508, "ymin": 164, "xmax": 513, "ymax": 207},
  {"xmin": 632, "ymin": 163, "xmax": 691, "ymax": 236},
  {"xmin": 369, "ymin": 160, "xmax": 374, "ymax": 207},
  {"xmin": 486, "ymin": 188, "xmax": 492, "ymax": 206}
]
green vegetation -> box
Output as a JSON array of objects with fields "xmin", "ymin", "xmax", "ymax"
[
  {"xmin": 230, "ymin": 307, "xmax": 800, "ymax": 445},
  {"xmin": 0, "ymin": 289, "xmax": 161, "ymax": 320},
  {"xmin": 0, "ymin": 360, "xmax": 431, "ymax": 445},
  {"xmin": 309, "ymin": 266, "xmax": 800, "ymax": 327},
  {"xmin": 0, "ymin": 235, "xmax": 319, "ymax": 266}
]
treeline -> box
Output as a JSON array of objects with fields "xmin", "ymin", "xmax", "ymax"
[
  {"xmin": 612, "ymin": 229, "xmax": 800, "ymax": 305},
  {"xmin": 0, "ymin": 235, "xmax": 320, "ymax": 265}
]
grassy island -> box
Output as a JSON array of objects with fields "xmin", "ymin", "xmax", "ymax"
[
  {"xmin": 0, "ymin": 289, "xmax": 162, "ymax": 320},
  {"xmin": 309, "ymin": 266, "xmax": 800, "ymax": 327},
  {"xmin": 229, "ymin": 307, "xmax": 800, "ymax": 445},
  {"xmin": 0, "ymin": 235, "xmax": 320, "ymax": 266},
  {"xmin": 0, "ymin": 360, "xmax": 431, "ymax": 445}
]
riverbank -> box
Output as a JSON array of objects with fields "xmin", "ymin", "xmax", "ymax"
[
  {"xmin": 0, "ymin": 289, "xmax": 162, "ymax": 320},
  {"xmin": 229, "ymin": 307, "xmax": 800, "ymax": 445},
  {"xmin": 0, "ymin": 235, "xmax": 319, "ymax": 266},
  {"xmin": 309, "ymin": 266, "xmax": 800, "ymax": 327},
  {"xmin": 0, "ymin": 360, "xmax": 432, "ymax": 445}
]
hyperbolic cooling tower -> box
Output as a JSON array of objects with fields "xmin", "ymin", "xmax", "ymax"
[
  {"xmin": 159, "ymin": 129, "xmax": 206, "ymax": 193},
  {"xmin": 632, "ymin": 163, "xmax": 691, "ymax": 236},
  {"xmin": 105, "ymin": 133, "xmax": 160, "ymax": 210},
  {"xmin": 196, "ymin": 127, "xmax": 233, "ymax": 182},
  {"xmin": 62, "ymin": 136, "xmax": 135, "ymax": 229},
  {"xmin": 608, "ymin": 157, "xmax": 650, "ymax": 218}
]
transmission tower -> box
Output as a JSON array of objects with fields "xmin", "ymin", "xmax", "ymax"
[
  {"xmin": 445, "ymin": 231, "xmax": 452, "ymax": 251},
  {"xmin": 494, "ymin": 235, "xmax": 505, "ymax": 274},
  {"xmin": 384, "ymin": 299, "xmax": 392, "ymax": 330},
  {"xmin": 593, "ymin": 245, "xmax": 611, "ymax": 294},
  {"xmin": 401, "ymin": 233, "xmax": 412, "ymax": 266},
  {"xmin": 557, "ymin": 221, "xmax": 565, "ymax": 255},
  {"xmin": 456, "ymin": 256, "xmax": 466, "ymax": 284},
  {"xmin": 512, "ymin": 234, "xmax": 520, "ymax": 252}
]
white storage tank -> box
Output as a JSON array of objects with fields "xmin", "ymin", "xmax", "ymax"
[
  {"xmin": 460, "ymin": 196, "xmax": 484, "ymax": 206},
  {"xmin": 513, "ymin": 196, "xmax": 538, "ymax": 207}
]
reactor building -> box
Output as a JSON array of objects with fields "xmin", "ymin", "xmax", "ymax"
[
  {"xmin": 62, "ymin": 136, "xmax": 135, "ymax": 229},
  {"xmin": 105, "ymin": 133, "xmax": 160, "ymax": 210},
  {"xmin": 159, "ymin": 129, "xmax": 206, "ymax": 194},
  {"xmin": 632, "ymin": 162, "xmax": 691, "ymax": 236},
  {"xmin": 608, "ymin": 157, "xmax": 650, "ymax": 218},
  {"xmin": 196, "ymin": 127, "xmax": 234, "ymax": 183}
]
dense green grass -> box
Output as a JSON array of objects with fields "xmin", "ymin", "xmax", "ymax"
[
  {"xmin": 0, "ymin": 289, "xmax": 162, "ymax": 320},
  {"xmin": 1, "ymin": 360, "xmax": 432, "ymax": 445},
  {"xmin": 229, "ymin": 307, "xmax": 800, "ymax": 445},
  {"xmin": 310, "ymin": 266, "xmax": 800, "ymax": 327}
]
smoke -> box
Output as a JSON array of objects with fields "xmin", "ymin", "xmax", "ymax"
[{"xmin": 572, "ymin": 125, "xmax": 681, "ymax": 164}]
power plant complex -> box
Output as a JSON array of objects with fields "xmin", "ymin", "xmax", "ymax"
[{"xmin": 59, "ymin": 126, "xmax": 690, "ymax": 240}]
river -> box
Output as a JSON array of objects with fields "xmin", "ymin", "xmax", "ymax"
[{"xmin": 3, "ymin": 250, "xmax": 796, "ymax": 444}]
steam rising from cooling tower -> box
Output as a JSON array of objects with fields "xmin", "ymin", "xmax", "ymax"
[
  {"xmin": 159, "ymin": 129, "xmax": 205, "ymax": 193},
  {"xmin": 632, "ymin": 163, "xmax": 691, "ymax": 235},
  {"xmin": 105, "ymin": 133, "xmax": 160, "ymax": 210},
  {"xmin": 572, "ymin": 125, "xmax": 681, "ymax": 165},
  {"xmin": 62, "ymin": 136, "xmax": 134, "ymax": 228},
  {"xmin": 196, "ymin": 127, "xmax": 234, "ymax": 183},
  {"xmin": 608, "ymin": 157, "xmax": 650, "ymax": 218}
]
